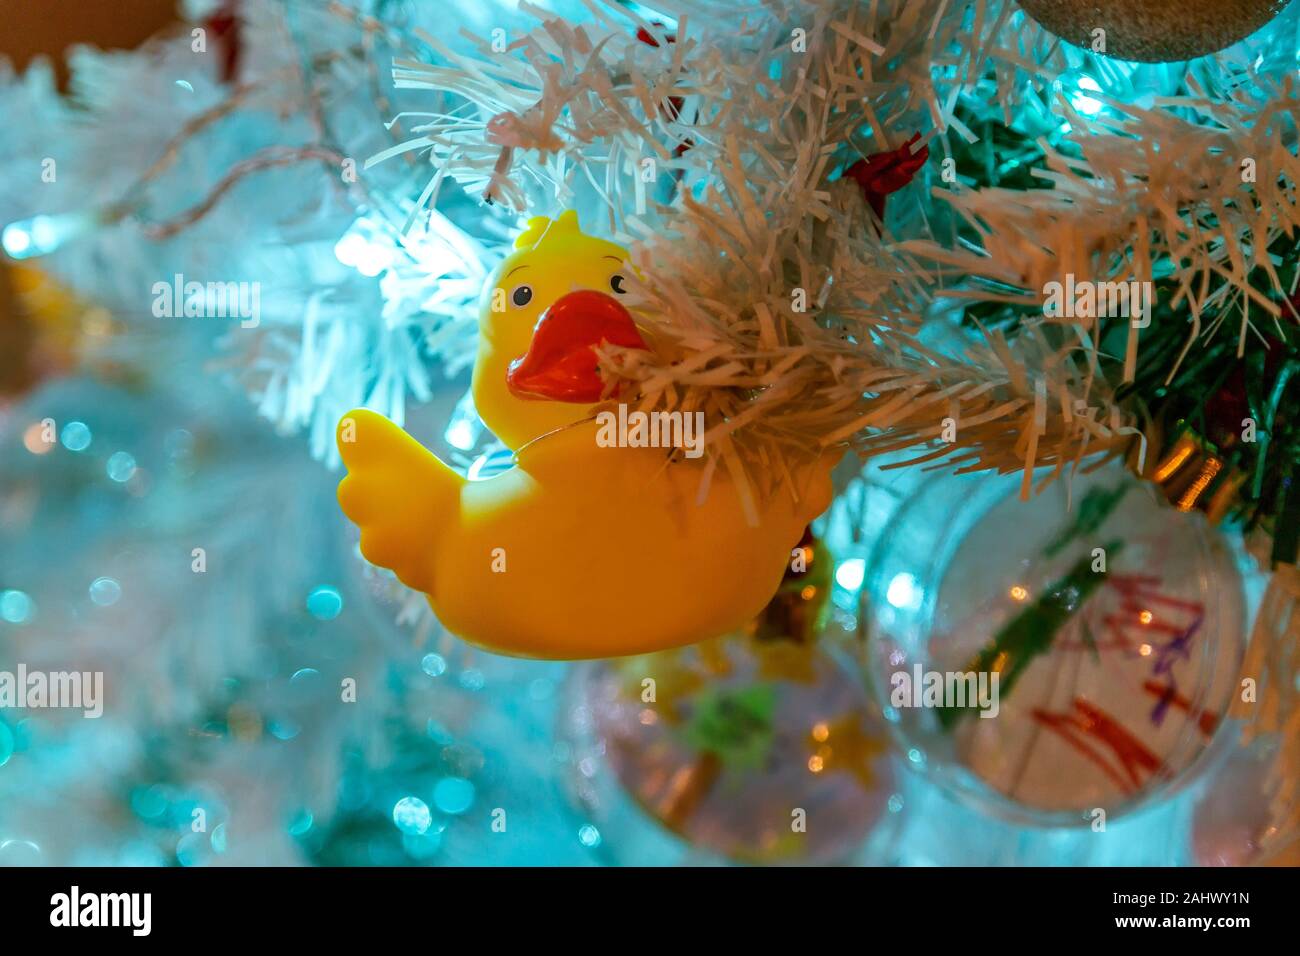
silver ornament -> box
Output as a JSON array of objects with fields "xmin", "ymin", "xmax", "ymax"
[{"xmin": 1016, "ymin": 0, "xmax": 1290, "ymax": 62}]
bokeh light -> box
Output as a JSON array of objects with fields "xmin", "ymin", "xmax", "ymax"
[
  {"xmin": 89, "ymin": 577, "xmax": 122, "ymax": 607},
  {"xmin": 392, "ymin": 797, "xmax": 432, "ymax": 835},
  {"xmin": 60, "ymin": 421, "xmax": 92, "ymax": 452},
  {"xmin": 306, "ymin": 586, "xmax": 343, "ymax": 620},
  {"xmin": 0, "ymin": 590, "xmax": 33, "ymax": 624},
  {"xmin": 106, "ymin": 451, "xmax": 137, "ymax": 483}
]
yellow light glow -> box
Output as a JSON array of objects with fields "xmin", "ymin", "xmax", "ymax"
[
  {"xmin": 807, "ymin": 755, "xmax": 824, "ymax": 773},
  {"xmin": 812, "ymin": 722, "xmax": 829, "ymax": 742},
  {"xmin": 83, "ymin": 307, "xmax": 113, "ymax": 337},
  {"xmin": 1139, "ymin": 643, "xmax": 1153, "ymax": 657},
  {"xmin": 1139, "ymin": 610, "xmax": 1153, "ymax": 625},
  {"xmin": 1176, "ymin": 458, "xmax": 1222, "ymax": 512},
  {"xmin": 1153, "ymin": 440, "xmax": 1195, "ymax": 483},
  {"xmin": 1009, "ymin": 585, "xmax": 1028, "ymax": 602}
]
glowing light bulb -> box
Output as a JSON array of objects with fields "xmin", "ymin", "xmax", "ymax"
[
  {"xmin": 1069, "ymin": 75, "xmax": 1104, "ymax": 116},
  {"xmin": 3, "ymin": 211, "xmax": 99, "ymax": 260},
  {"xmin": 886, "ymin": 572, "xmax": 924, "ymax": 610},
  {"xmin": 0, "ymin": 590, "xmax": 33, "ymax": 624},
  {"xmin": 835, "ymin": 557, "xmax": 866, "ymax": 591},
  {"xmin": 2, "ymin": 224, "xmax": 31, "ymax": 257},
  {"xmin": 445, "ymin": 420, "xmax": 476, "ymax": 451}
]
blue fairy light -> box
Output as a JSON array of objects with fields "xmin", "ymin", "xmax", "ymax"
[
  {"xmin": 1069, "ymin": 75, "xmax": 1105, "ymax": 116},
  {"xmin": 2, "ymin": 211, "xmax": 100, "ymax": 260},
  {"xmin": 888, "ymin": 794, "xmax": 904, "ymax": 813},
  {"xmin": 106, "ymin": 451, "xmax": 137, "ymax": 483},
  {"xmin": 0, "ymin": 590, "xmax": 33, "ymax": 624},
  {"xmin": 420, "ymin": 653, "xmax": 447, "ymax": 677},
  {"xmin": 577, "ymin": 823, "xmax": 602, "ymax": 848},
  {"xmin": 392, "ymin": 796, "xmax": 432, "ymax": 835},
  {"xmin": 834, "ymin": 557, "xmax": 866, "ymax": 592},
  {"xmin": 885, "ymin": 572, "xmax": 923, "ymax": 610},
  {"xmin": 89, "ymin": 576, "xmax": 122, "ymax": 607},
  {"xmin": 445, "ymin": 419, "xmax": 477, "ymax": 451},
  {"xmin": 1, "ymin": 223, "xmax": 31, "ymax": 257},
  {"xmin": 60, "ymin": 421, "xmax": 92, "ymax": 452},
  {"xmin": 306, "ymin": 585, "xmax": 343, "ymax": 620},
  {"xmin": 432, "ymin": 777, "xmax": 475, "ymax": 815}
]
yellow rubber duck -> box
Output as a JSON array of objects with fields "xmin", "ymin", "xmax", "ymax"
[{"xmin": 336, "ymin": 211, "xmax": 839, "ymax": 659}]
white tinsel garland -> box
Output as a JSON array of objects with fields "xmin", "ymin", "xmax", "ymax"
[{"xmin": 381, "ymin": 0, "xmax": 1144, "ymax": 503}]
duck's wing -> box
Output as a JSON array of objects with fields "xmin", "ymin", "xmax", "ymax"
[{"xmin": 336, "ymin": 409, "xmax": 462, "ymax": 595}]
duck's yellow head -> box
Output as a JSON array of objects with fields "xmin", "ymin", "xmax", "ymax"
[{"xmin": 472, "ymin": 211, "xmax": 647, "ymax": 450}]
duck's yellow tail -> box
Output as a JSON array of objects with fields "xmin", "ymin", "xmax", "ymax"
[{"xmin": 336, "ymin": 409, "xmax": 463, "ymax": 594}]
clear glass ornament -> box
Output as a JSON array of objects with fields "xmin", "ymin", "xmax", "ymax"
[
  {"xmin": 860, "ymin": 463, "xmax": 1248, "ymax": 826},
  {"xmin": 559, "ymin": 533, "xmax": 904, "ymax": 864}
]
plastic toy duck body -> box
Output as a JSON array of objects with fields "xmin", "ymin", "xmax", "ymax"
[{"xmin": 337, "ymin": 212, "xmax": 837, "ymax": 659}]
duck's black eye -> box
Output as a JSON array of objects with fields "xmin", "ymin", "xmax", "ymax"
[
  {"xmin": 610, "ymin": 274, "xmax": 627, "ymax": 295},
  {"xmin": 511, "ymin": 285, "xmax": 533, "ymax": 307}
]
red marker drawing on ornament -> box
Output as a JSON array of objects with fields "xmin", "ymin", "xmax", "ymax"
[
  {"xmin": 1142, "ymin": 680, "xmax": 1219, "ymax": 737},
  {"xmin": 1102, "ymin": 573, "xmax": 1205, "ymax": 728},
  {"xmin": 1030, "ymin": 698, "xmax": 1166, "ymax": 795},
  {"xmin": 1052, "ymin": 571, "xmax": 1207, "ymax": 730}
]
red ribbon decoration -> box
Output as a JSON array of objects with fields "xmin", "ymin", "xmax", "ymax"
[{"xmin": 845, "ymin": 132, "xmax": 929, "ymax": 220}]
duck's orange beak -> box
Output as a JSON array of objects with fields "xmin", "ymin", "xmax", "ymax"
[{"xmin": 506, "ymin": 290, "xmax": 648, "ymax": 403}]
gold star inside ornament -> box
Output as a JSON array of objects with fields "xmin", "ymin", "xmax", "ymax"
[
  {"xmin": 1017, "ymin": 0, "xmax": 1289, "ymax": 62},
  {"xmin": 806, "ymin": 714, "xmax": 888, "ymax": 790}
]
